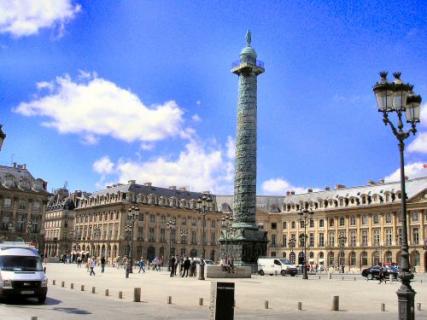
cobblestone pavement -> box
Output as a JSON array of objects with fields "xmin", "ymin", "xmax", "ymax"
[{"xmin": 0, "ymin": 264, "xmax": 426, "ymax": 320}]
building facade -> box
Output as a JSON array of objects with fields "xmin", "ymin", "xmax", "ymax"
[
  {"xmin": 0, "ymin": 163, "xmax": 49, "ymax": 250},
  {"xmin": 254, "ymin": 177, "xmax": 427, "ymax": 272},
  {"xmin": 44, "ymin": 188, "xmax": 88, "ymax": 258},
  {"xmin": 72, "ymin": 181, "xmax": 223, "ymax": 264}
]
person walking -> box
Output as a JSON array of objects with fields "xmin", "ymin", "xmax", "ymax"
[
  {"xmin": 190, "ymin": 258, "xmax": 197, "ymax": 277},
  {"xmin": 169, "ymin": 256, "xmax": 176, "ymax": 277},
  {"xmin": 182, "ymin": 257, "xmax": 190, "ymax": 277},
  {"xmin": 100, "ymin": 256, "xmax": 106, "ymax": 273},
  {"xmin": 378, "ymin": 265, "xmax": 387, "ymax": 284},
  {"xmin": 89, "ymin": 257, "xmax": 96, "ymax": 276},
  {"xmin": 138, "ymin": 257, "xmax": 145, "ymax": 273}
]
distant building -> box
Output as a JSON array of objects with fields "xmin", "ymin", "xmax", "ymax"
[
  {"xmin": 44, "ymin": 188, "xmax": 88, "ymax": 258},
  {"xmin": 72, "ymin": 181, "xmax": 222, "ymax": 263},
  {"xmin": 0, "ymin": 163, "xmax": 49, "ymax": 250}
]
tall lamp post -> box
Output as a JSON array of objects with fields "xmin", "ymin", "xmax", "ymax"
[
  {"xmin": 124, "ymin": 205, "xmax": 139, "ymax": 278},
  {"xmin": 338, "ymin": 232, "xmax": 347, "ymax": 272},
  {"xmin": 166, "ymin": 219, "xmax": 176, "ymax": 259},
  {"xmin": 197, "ymin": 194, "xmax": 212, "ymax": 281},
  {"xmin": 373, "ymin": 71, "xmax": 422, "ymax": 320},
  {"xmin": 298, "ymin": 208, "xmax": 313, "ymax": 280}
]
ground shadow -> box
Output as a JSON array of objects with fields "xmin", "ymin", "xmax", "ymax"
[{"xmin": 53, "ymin": 307, "xmax": 92, "ymax": 315}]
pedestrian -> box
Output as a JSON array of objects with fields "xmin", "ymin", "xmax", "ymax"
[
  {"xmin": 169, "ymin": 256, "xmax": 176, "ymax": 277},
  {"xmin": 100, "ymin": 256, "xmax": 106, "ymax": 273},
  {"xmin": 138, "ymin": 257, "xmax": 145, "ymax": 273},
  {"xmin": 89, "ymin": 257, "xmax": 96, "ymax": 276},
  {"xmin": 190, "ymin": 258, "xmax": 197, "ymax": 277},
  {"xmin": 182, "ymin": 256, "xmax": 190, "ymax": 277},
  {"xmin": 174, "ymin": 256, "xmax": 179, "ymax": 276}
]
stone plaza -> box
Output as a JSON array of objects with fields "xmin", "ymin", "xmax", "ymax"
[{"xmin": 2, "ymin": 263, "xmax": 425, "ymax": 320}]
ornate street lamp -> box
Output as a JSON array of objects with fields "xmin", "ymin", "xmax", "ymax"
[
  {"xmin": 338, "ymin": 232, "xmax": 347, "ymax": 272},
  {"xmin": 373, "ymin": 71, "xmax": 422, "ymax": 320},
  {"xmin": 0, "ymin": 124, "xmax": 6, "ymax": 152},
  {"xmin": 289, "ymin": 237, "xmax": 296, "ymax": 263},
  {"xmin": 125, "ymin": 205, "xmax": 140, "ymax": 278},
  {"xmin": 166, "ymin": 219, "xmax": 176, "ymax": 259},
  {"xmin": 298, "ymin": 208, "xmax": 313, "ymax": 279},
  {"xmin": 197, "ymin": 194, "xmax": 213, "ymax": 280}
]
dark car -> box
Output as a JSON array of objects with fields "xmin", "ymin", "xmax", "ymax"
[{"xmin": 361, "ymin": 265, "xmax": 398, "ymax": 280}]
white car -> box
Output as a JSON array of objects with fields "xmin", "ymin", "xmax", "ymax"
[{"xmin": 257, "ymin": 257, "xmax": 298, "ymax": 276}]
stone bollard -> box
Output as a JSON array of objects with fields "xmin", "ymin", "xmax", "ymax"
[
  {"xmin": 61, "ymin": 281, "xmax": 65, "ymax": 288},
  {"xmin": 167, "ymin": 296, "xmax": 172, "ymax": 304},
  {"xmin": 92, "ymin": 287, "xmax": 96, "ymax": 294},
  {"xmin": 134, "ymin": 288, "xmax": 141, "ymax": 302},
  {"xmin": 332, "ymin": 296, "xmax": 339, "ymax": 311},
  {"xmin": 31, "ymin": 317, "xmax": 38, "ymax": 320},
  {"xmin": 199, "ymin": 298, "xmax": 204, "ymax": 306},
  {"xmin": 118, "ymin": 291, "xmax": 123, "ymax": 299},
  {"xmin": 298, "ymin": 302, "xmax": 302, "ymax": 311},
  {"xmin": 264, "ymin": 300, "xmax": 269, "ymax": 309},
  {"xmin": 70, "ymin": 283, "xmax": 74, "ymax": 290},
  {"xmin": 341, "ymin": 276, "xmax": 344, "ymax": 281},
  {"xmin": 52, "ymin": 280, "xmax": 56, "ymax": 285},
  {"xmin": 81, "ymin": 285, "xmax": 85, "ymax": 291},
  {"xmin": 328, "ymin": 273, "xmax": 332, "ymax": 280},
  {"xmin": 105, "ymin": 289, "xmax": 109, "ymax": 297},
  {"xmin": 381, "ymin": 303, "xmax": 385, "ymax": 312},
  {"xmin": 417, "ymin": 303, "xmax": 421, "ymax": 311},
  {"xmin": 318, "ymin": 275, "xmax": 321, "ymax": 280},
  {"xmin": 353, "ymin": 277, "xmax": 356, "ymax": 281}
]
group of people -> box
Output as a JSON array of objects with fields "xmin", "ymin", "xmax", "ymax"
[
  {"xmin": 220, "ymin": 256, "xmax": 235, "ymax": 273},
  {"xmin": 168, "ymin": 256, "xmax": 199, "ymax": 277}
]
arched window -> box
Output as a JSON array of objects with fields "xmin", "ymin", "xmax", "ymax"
[
  {"xmin": 349, "ymin": 252, "xmax": 356, "ymax": 266},
  {"xmin": 385, "ymin": 251, "xmax": 393, "ymax": 263},
  {"xmin": 372, "ymin": 251, "xmax": 380, "ymax": 265},
  {"xmin": 360, "ymin": 252, "xmax": 368, "ymax": 266},
  {"xmin": 327, "ymin": 252, "xmax": 334, "ymax": 267}
]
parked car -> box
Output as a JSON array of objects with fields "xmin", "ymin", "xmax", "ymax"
[
  {"xmin": 361, "ymin": 265, "xmax": 398, "ymax": 280},
  {"xmin": 257, "ymin": 257, "xmax": 298, "ymax": 276}
]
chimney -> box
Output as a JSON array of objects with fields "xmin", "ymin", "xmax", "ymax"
[
  {"xmin": 12, "ymin": 162, "xmax": 17, "ymax": 168},
  {"xmin": 169, "ymin": 186, "xmax": 176, "ymax": 190},
  {"xmin": 336, "ymin": 184, "xmax": 346, "ymax": 190},
  {"xmin": 307, "ymin": 188, "xmax": 313, "ymax": 193},
  {"xmin": 144, "ymin": 182, "xmax": 152, "ymax": 187},
  {"xmin": 368, "ymin": 180, "xmax": 376, "ymax": 185},
  {"xmin": 325, "ymin": 186, "xmax": 330, "ymax": 191},
  {"xmin": 291, "ymin": 191, "xmax": 295, "ymax": 195},
  {"xmin": 128, "ymin": 180, "xmax": 136, "ymax": 185}
]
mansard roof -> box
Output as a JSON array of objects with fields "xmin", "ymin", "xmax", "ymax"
[
  {"xmin": 283, "ymin": 176, "xmax": 427, "ymax": 205},
  {"xmin": 0, "ymin": 164, "xmax": 48, "ymax": 194}
]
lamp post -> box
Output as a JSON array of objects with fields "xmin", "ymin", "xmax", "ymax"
[
  {"xmin": 124, "ymin": 205, "xmax": 139, "ymax": 278},
  {"xmin": 166, "ymin": 219, "xmax": 176, "ymax": 259},
  {"xmin": 338, "ymin": 232, "xmax": 347, "ymax": 273},
  {"xmin": 289, "ymin": 237, "xmax": 296, "ymax": 263},
  {"xmin": 197, "ymin": 194, "xmax": 212, "ymax": 281},
  {"xmin": 373, "ymin": 71, "xmax": 422, "ymax": 320},
  {"xmin": 298, "ymin": 208, "xmax": 313, "ymax": 279}
]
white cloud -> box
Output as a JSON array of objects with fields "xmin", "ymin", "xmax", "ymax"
[
  {"xmin": 384, "ymin": 162, "xmax": 427, "ymax": 182},
  {"xmin": 140, "ymin": 142, "xmax": 155, "ymax": 151},
  {"xmin": 93, "ymin": 139, "xmax": 234, "ymax": 194},
  {"xmin": 14, "ymin": 72, "xmax": 187, "ymax": 144},
  {"xmin": 408, "ymin": 104, "xmax": 427, "ymax": 153},
  {"xmin": 226, "ymin": 136, "xmax": 235, "ymax": 159},
  {"xmin": 0, "ymin": 0, "xmax": 81, "ymax": 37},
  {"xmin": 262, "ymin": 178, "xmax": 310, "ymax": 195},
  {"xmin": 93, "ymin": 156, "xmax": 114, "ymax": 175},
  {"xmin": 191, "ymin": 114, "xmax": 201, "ymax": 122}
]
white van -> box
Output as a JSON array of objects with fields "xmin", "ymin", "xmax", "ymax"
[
  {"xmin": 257, "ymin": 257, "xmax": 298, "ymax": 276},
  {"xmin": 0, "ymin": 242, "xmax": 48, "ymax": 303}
]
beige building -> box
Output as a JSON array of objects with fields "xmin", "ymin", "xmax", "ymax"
[
  {"xmin": 44, "ymin": 189, "xmax": 88, "ymax": 258},
  {"xmin": 254, "ymin": 177, "xmax": 427, "ymax": 272},
  {"xmin": 0, "ymin": 163, "xmax": 49, "ymax": 250},
  {"xmin": 72, "ymin": 181, "xmax": 223, "ymax": 263}
]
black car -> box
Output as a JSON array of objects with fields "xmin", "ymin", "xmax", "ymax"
[{"xmin": 361, "ymin": 265, "xmax": 398, "ymax": 280}]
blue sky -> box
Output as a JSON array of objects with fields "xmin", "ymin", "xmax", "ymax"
[{"xmin": 0, "ymin": 0, "xmax": 426, "ymax": 195}]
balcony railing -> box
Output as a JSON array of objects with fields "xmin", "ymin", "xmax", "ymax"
[{"xmin": 231, "ymin": 59, "xmax": 264, "ymax": 69}]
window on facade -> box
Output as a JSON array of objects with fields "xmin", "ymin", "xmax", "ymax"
[
  {"xmin": 309, "ymin": 219, "xmax": 314, "ymax": 228},
  {"xmin": 350, "ymin": 216, "xmax": 356, "ymax": 226},
  {"xmin": 318, "ymin": 233, "xmax": 324, "ymax": 247},
  {"xmin": 149, "ymin": 228, "xmax": 155, "ymax": 242},
  {"xmin": 329, "ymin": 219, "xmax": 334, "ymax": 227},
  {"xmin": 282, "ymin": 221, "xmax": 287, "ymax": 229},
  {"xmin": 385, "ymin": 228, "xmax": 392, "ymax": 246},
  {"xmin": 271, "ymin": 251, "xmax": 276, "ymax": 257},
  {"xmin": 373, "ymin": 229, "xmax": 380, "ymax": 246},
  {"xmin": 211, "ymin": 233, "xmax": 216, "ymax": 245},
  {"xmin": 373, "ymin": 214, "xmax": 379, "ymax": 224},
  {"xmin": 18, "ymin": 200, "xmax": 26, "ymax": 210},
  {"xmin": 3, "ymin": 198, "xmax": 11, "ymax": 208},
  {"xmin": 350, "ymin": 230, "xmax": 357, "ymax": 247},
  {"xmin": 300, "ymin": 220, "xmax": 304, "ymax": 228},
  {"xmin": 271, "ymin": 222, "xmax": 277, "ymax": 230},
  {"xmin": 412, "ymin": 228, "xmax": 419, "ymax": 244},
  {"xmin": 361, "ymin": 230, "xmax": 368, "ymax": 246},
  {"xmin": 291, "ymin": 221, "xmax": 295, "ymax": 229},
  {"xmin": 211, "ymin": 220, "xmax": 215, "ymax": 228},
  {"xmin": 191, "ymin": 231, "xmax": 197, "ymax": 244},
  {"xmin": 299, "ymin": 233, "xmax": 305, "ymax": 247},
  {"xmin": 319, "ymin": 219, "xmax": 324, "ymax": 228},
  {"xmin": 385, "ymin": 213, "xmax": 392, "ymax": 223},
  {"xmin": 282, "ymin": 235, "xmax": 287, "ymax": 247},
  {"xmin": 150, "ymin": 215, "xmax": 156, "ymax": 223},
  {"xmin": 411, "ymin": 212, "xmax": 419, "ymax": 222},
  {"xmin": 271, "ymin": 234, "xmax": 276, "ymax": 246},
  {"xmin": 361, "ymin": 252, "xmax": 368, "ymax": 266},
  {"xmin": 160, "ymin": 228, "xmax": 166, "ymax": 242},
  {"xmin": 328, "ymin": 232, "xmax": 335, "ymax": 247},
  {"xmin": 361, "ymin": 215, "xmax": 368, "ymax": 225},
  {"xmin": 339, "ymin": 217, "xmax": 345, "ymax": 226},
  {"xmin": 309, "ymin": 233, "xmax": 314, "ymax": 247}
]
